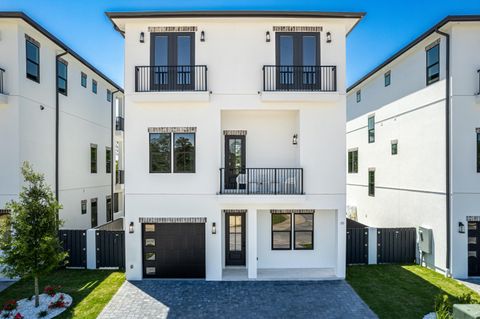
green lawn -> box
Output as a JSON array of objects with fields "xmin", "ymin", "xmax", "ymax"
[
  {"xmin": 347, "ymin": 265, "xmax": 480, "ymax": 319},
  {"xmin": 0, "ymin": 269, "xmax": 125, "ymax": 319}
]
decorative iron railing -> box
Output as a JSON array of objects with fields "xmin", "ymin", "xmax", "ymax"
[
  {"xmin": 263, "ymin": 65, "xmax": 337, "ymax": 92},
  {"xmin": 135, "ymin": 65, "xmax": 207, "ymax": 92}
]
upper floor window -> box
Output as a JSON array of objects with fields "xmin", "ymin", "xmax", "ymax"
[
  {"xmin": 368, "ymin": 115, "xmax": 375, "ymax": 143},
  {"xmin": 107, "ymin": 89, "xmax": 112, "ymax": 102},
  {"xmin": 106, "ymin": 147, "xmax": 112, "ymax": 173},
  {"xmin": 348, "ymin": 149, "xmax": 358, "ymax": 173},
  {"xmin": 426, "ymin": 43, "xmax": 440, "ymax": 85},
  {"xmin": 391, "ymin": 140, "xmax": 398, "ymax": 155},
  {"xmin": 57, "ymin": 59, "xmax": 68, "ymax": 95},
  {"xmin": 356, "ymin": 90, "xmax": 361, "ymax": 103},
  {"xmin": 384, "ymin": 71, "xmax": 391, "ymax": 87},
  {"xmin": 90, "ymin": 144, "xmax": 97, "ymax": 173},
  {"xmin": 92, "ymin": 79, "xmax": 97, "ymax": 94},
  {"xmin": 173, "ymin": 133, "xmax": 195, "ymax": 173},
  {"xmin": 81, "ymin": 200, "xmax": 87, "ymax": 215},
  {"xmin": 26, "ymin": 37, "xmax": 40, "ymax": 82},
  {"xmin": 149, "ymin": 133, "xmax": 171, "ymax": 173},
  {"xmin": 368, "ymin": 169, "xmax": 375, "ymax": 197},
  {"xmin": 81, "ymin": 72, "xmax": 87, "ymax": 88},
  {"xmin": 149, "ymin": 129, "xmax": 196, "ymax": 174}
]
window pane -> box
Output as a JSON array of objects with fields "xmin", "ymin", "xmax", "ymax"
[
  {"xmin": 273, "ymin": 232, "xmax": 291, "ymax": 249},
  {"xmin": 57, "ymin": 61, "xmax": 67, "ymax": 78},
  {"xmin": 145, "ymin": 238, "xmax": 155, "ymax": 247},
  {"xmin": 279, "ymin": 36, "xmax": 294, "ymax": 66},
  {"xmin": 145, "ymin": 224, "xmax": 155, "ymax": 232},
  {"xmin": 145, "ymin": 267, "xmax": 156, "ymax": 275},
  {"xmin": 302, "ymin": 36, "xmax": 316, "ymax": 66},
  {"xmin": 368, "ymin": 117, "xmax": 375, "ymax": 129},
  {"xmin": 174, "ymin": 133, "xmax": 195, "ymax": 173},
  {"xmin": 154, "ymin": 36, "xmax": 168, "ymax": 65},
  {"xmin": 177, "ymin": 36, "xmax": 191, "ymax": 65},
  {"xmin": 81, "ymin": 73, "xmax": 87, "ymax": 87},
  {"xmin": 295, "ymin": 232, "xmax": 313, "ymax": 249},
  {"xmin": 27, "ymin": 61, "xmax": 38, "ymax": 78},
  {"xmin": 150, "ymin": 133, "xmax": 171, "ymax": 173},
  {"xmin": 26, "ymin": 41, "xmax": 39, "ymax": 62},
  {"xmin": 295, "ymin": 214, "xmax": 313, "ymax": 231},
  {"xmin": 145, "ymin": 252, "xmax": 156, "ymax": 261},
  {"xmin": 90, "ymin": 146, "xmax": 97, "ymax": 173},
  {"xmin": 427, "ymin": 45, "xmax": 439, "ymax": 66},
  {"xmin": 427, "ymin": 64, "xmax": 440, "ymax": 83},
  {"xmin": 272, "ymin": 213, "xmax": 291, "ymax": 231}
]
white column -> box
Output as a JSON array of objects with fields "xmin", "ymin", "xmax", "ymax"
[
  {"xmin": 247, "ymin": 208, "xmax": 257, "ymax": 279},
  {"xmin": 336, "ymin": 209, "xmax": 346, "ymax": 278},
  {"xmin": 368, "ymin": 227, "xmax": 377, "ymax": 265},
  {"xmin": 86, "ymin": 229, "xmax": 96, "ymax": 270}
]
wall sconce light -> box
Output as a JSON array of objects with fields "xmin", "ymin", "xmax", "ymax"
[
  {"xmin": 129, "ymin": 222, "xmax": 134, "ymax": 234},
  {"xmin": 40, "ymin": 105, "xmax": 45, "ymax": 110},
  {"xmin": 200, "ymin": 31, "xmax": 205, "ymax": 42},
  {"xmin": 459, "ymin": 222, "xmax": 465, "ymax": 234},
  {"xmin": 266, "ymin": 31, "xmax": 271, "ymax": 42},
  {"xmin": 212, "ymin": 222, "xmax": 216, "ymax": 234},
  {"xmin": 292, "ymin": 134, "xmax": 298, "ymax": 145},
  {"xmin": 139, "ymin": 32, "xmax": 145, "ymax": 43},
  {"xmin": 326, "ymin": 32, "xmax": 332, "ymax": 43}
]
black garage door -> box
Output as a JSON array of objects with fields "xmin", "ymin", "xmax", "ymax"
[{"xmin": 142, "ymin": 223, "xmax": 206, "ymax": 278}]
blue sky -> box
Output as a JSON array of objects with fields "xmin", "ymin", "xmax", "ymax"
[{"xmin": 1, "ymin": 0, "xmax": 479, "ymax": 87}]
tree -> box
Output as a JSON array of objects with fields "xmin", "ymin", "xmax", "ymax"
[{"xmin": 0, "ymin": 162, "xmax": 67, "ymax": 307}]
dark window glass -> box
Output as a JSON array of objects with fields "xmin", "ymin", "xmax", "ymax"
[
  {"xmin": 91, "ymin": 199, "xmax": 98, "ymax": 228},
  {"xmin": 348, "ymin": 150, "xmax": 358, "ymax": 173},
  {"xmin": 81, "ymin": 72, "xmax": 87, "ymax": 88},
  {"xmin": 368, "ymin": 170, "xmax": 375, "ymax": 197},
  {"xmin": 81, "ymin": 200, "xmax": 87, "ymax": 215},
  {"xmin": 385, "ymin": 71, "xmax": 391, "ymax": 87},
  {"xmin": 90, "ymin": 145, "xmax": 97, "ymax": 173},
  {"xmin": 92, "ymin": 79, "xmax": 97, "ymax": 94},
  {"xmin": 391, "ymin": 141, "xmax": 398, "ymax": 155},
  {"xmin": 107, "ymin": 89, "xmax": 112, "ymax": 102},
  {"xmin": 106, "ymin": 148, "xmax": 112, "ymax": 173},
  {"xmin": 106, "ymin": 196, "xmax": 112, "ymax": 222},
  {"xmin": 356, "ymin": 90, "xmax": 361, "ymax": 103},
  {"xmin": 149, "ymin": 133, "xmax": 171, "ymax": 173},
  {"xmin": 114, "ymin": 192, "xmax": 119, "ymax": 213},
  {"xmin": 154, "ymin": 35, "xmax": 168, "ymax": 65},
  {"xmin": 57, "ymin": 60, "xmax": 67, "ymax": 95},
  {"xmin": 368, "ymin": 116, "xmax": 375, "ymax": 143},
  {"xmin": 477, "ymin": 132, "xmax": 480, "ymax": 173},
  {"xmin": 294, "ymin": 213, "xmax": 313, "ymax": 250},
  {"xmin": 174, "ymin": 133, "xmax": 195, "ymax": 173},
  {"xmin": 26, "ymin": 39, "xmax": 40, "ymax": 82},
  {"xmin": 272, "ymin": 213, "xmax": 291, "ymax": 250},
  {"xmin": 426, "ymin": 44, "xmax": 440, "ymax": 85}
]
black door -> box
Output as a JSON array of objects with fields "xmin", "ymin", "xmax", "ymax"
[
  {"xmin": 91, "ymin": 198, "xmax": 97, "ymax": 228},
  {"xmin": 276, "ymin": 32, "xmax": 320, "ymax": 90},
  {"xmin": 142, "ymin": 223, "xmax": 205, "ymax": 278},
  {"xmin": 224, "ymin": 135, "xmax": 246, "ymax": 190},
  {"xmin": 225, "ymin": 212, "xmax": 246, "ymax": 266},
  {"xmin": 468, "ymin": 222, "xmax": 480, "ymax": 276},
  {"xmin": 150, "ymin": 32, "xmax": 195, "ymax": 91}
]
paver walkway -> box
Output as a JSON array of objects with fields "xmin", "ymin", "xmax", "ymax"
[{"xmin": 98, "ymin": 280, "xmax": 377, "ymax": 319}]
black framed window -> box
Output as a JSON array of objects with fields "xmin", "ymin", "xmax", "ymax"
[
  {"xmin": 91, "ymin": 198, "xmax": 98, "ymax": 228},
  {"xmin": 114, "ymin": 193, "xmax": 119, "ymax": 213},
  {"xmin": 368, "ymin": 169, "xmax": 375, "ymax": 197},
  {"xmin": 294, "ymin": 213, "xmax": 314, "ymax": 250},
  {"xmin": 356, "ymin": 90, "xmax": 361, "ymax": 103},
  {"xmin": 477, "ymin": 130, "xmax": 480, "ymax": 173},
  {"xmin": 106, "ymin": 196, "xmax": 112, "ymax": 222},
  {"xmin": 426, "ymin": 43, "xmax": 440, "ymax": 85},
  {"xmin": 348, "ymin": 149, "xmax": 358, "ymax": 173},
  {"xmin": 26, "ymin": 38, "xmax": 40, "ymax": 82},
  {"xmin": 368, "ymin": 116, "xmax": 375, "ymax": 143},
  {"xmin": 81, "ymin": 200, "xmax": 87, "ymax": 215},
  {"xmin": 107, "ymin": 89, "xmax": 112, "ymax": 102},
  {"xmin": 90, "ymin": 144, "xmax": 97, "ymax": 174},
  {"xmin": 272, "ymin": 213, "xmax": 292, "ymax": 250},
  {"xmin": 391, "ymin": 140, "xmax": 398, "ymax": 155},
  {"xmin": 149, "ymin": 133, "xmax": 171, "ymax": 173},
  {"xmin": 174, "ymin": 133, "xmax": 195, "ymax": 173},
  {"xmin": 384, "ymin": 71, "xmax": 391, "ymax": 87},
  {"xmin": 106, "ymin": 147, "xmax": 112, "ymax": 173},
  {"xmin": 92, "ymin": 79, "xmax": 97, "ymax": 94},
  {"xmin": 57, "ymin": 59, "xmax": 68, "ymax": 95},
  {"xmin": 81, "ymin": 72, "xmax": 87, "ymax": 88}
]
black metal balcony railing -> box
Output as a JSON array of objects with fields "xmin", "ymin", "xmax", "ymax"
[
  {"xmin": 219, "ymin": 168, "xmax": 303, "ymax": 195},
  {"xmin": 116, "ymin": 116, "xmax": 124, "ymax": 131},
  {"xmin": 0, "ymin": 68, "xmax": 5, "ymax": 94},
  {"xmin": 115, "ymin": 170, "xmax": 124, "ymax": 185},
  {"xmin": 263, "ymin": 65, "xmax": 337, "ymax": 92},
  {"xmin": 135, "ymin": 65, "xmax": 207, "ymax": 92}
]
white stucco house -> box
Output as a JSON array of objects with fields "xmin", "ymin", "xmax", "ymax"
[
  {"xmin": 107, "ymin": 10, "xmax": 364, "ymax": 280},
  {"xmin": 0, "ymin": 12, "xmax": 125, "ymax": 230},
  {"xmin": 346, "ymin": 15, "xmax": 480, "ymax": 278}
]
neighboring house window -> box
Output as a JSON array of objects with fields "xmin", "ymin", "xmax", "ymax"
[
  {"xmin": 106, "ymin": 196, "xmax": 112, "ymax": 222},
  {"xmin": 149, "ymin": 133, "xmax": 171, "ymax": 173},
  {"xmin": 272, "ymin": 213, "xmax": 292, "ymax": 250},
  {"xmin": 81, "ymin": 72, "xmax": 87, "ymax": 88},
  {"xmin": 107, "ymin": 89, "xmax": 112, "ymax": 102},
  {"xmin": 384, "ymin": 71, "xmax": 391, "ymax": 87},
  {"xmin": 348, "ymin": 149, "xmax": 359, "ymax": 173},
  {"xmin": 368, "ymin": 115, "xmax": 375, "ymax": 143},
  {"xmin": 368, "ymin": 169, "xmax": 375, "ymax": 197},
  {"xmin": 426, "ymin": 43, "xmax": 440, "ymax": 85},
  {"xmin": 91, "ymin": 198, "xmax": 98, "ymax": 228},
  {"xmin": 81, "ymin": 200, "xmax": 87, "ymax": 215},
  {"xmin": 477, "ymin": 129, "xmax": 480, "ymax": 173},
  {"xmin": 26, "ymin": 38, "xmax": 40, "ymax": 82},
  {"xmin": 106, "ymin": 147, "xmax": 111, "ymax": 173},
  {"xmin": 294, "ymin": 213, "xmax": 314, "ymax": 250},
  {"xmin": 391, "ymin": 140, "xmax": 398, "ymax": 155},
  {"xmin": 57, "ymin": 59, "xmax": 68, "ymax": 95},
  {"xmin": 90, "ymin": 144, "xmax": 97, "ymax": 173},
  {"xmin": 92, "ymin": 79, "xmax": 97, "ymax": 94},
  {"xmin": 356, "ymin": 90, "xmax": 361, "ymax": 103},
  {"xmin": 114, "ymin": 193, "xmax": 119, "ymax": 213},
  {"xmin": 173, "ymin": 133, "xmax": 195, "ymax": 173}
]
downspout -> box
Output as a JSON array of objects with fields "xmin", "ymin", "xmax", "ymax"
[
  {"xmin": 110, "ymin": 90, "xmax": 120, "ymax": 222},
  {"xmin": 435, "ymin": 29, "xmax": 451, "ymax": 276},
  {"xmin": 55, "ymin": 51, "xmax": 68, "ymax": 202}
]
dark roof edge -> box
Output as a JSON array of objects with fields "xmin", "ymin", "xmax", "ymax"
[
  {"xmin": 347, "ymin": 15, "xmax": 480, "ymax": 93},
  {"xmin": 0, "ymin": 11, "xmax": 123, "ymax": 92}
]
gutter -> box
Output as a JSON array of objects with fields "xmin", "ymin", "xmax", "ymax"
[
  {"xmin": 55, "ymin": 51, "xmax": 68, "ymax": 201},
  {"xmin": 110, "ymin": 91, "xmax": 120, "ymax": 222},
  {"xmin": 435, "ymin": 29, "xmax": 451, "ymax": 275}
]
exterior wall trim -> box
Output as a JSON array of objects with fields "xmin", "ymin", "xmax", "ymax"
[
  {"xmin": 148, "ymin": 127, "xmax": 197, "ymax": 133},
  {"xmin": 139, "ymin": 217, "xmax": 207, "ymax": 223}
]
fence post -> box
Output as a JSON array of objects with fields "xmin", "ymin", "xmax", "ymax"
[
  {"xmin": 86, "ymin": 229, "xmax": 97, "ymax": 269},
  {"xmin": 368, "ymin": 227, "xmax": 377, "ymax": 265}
]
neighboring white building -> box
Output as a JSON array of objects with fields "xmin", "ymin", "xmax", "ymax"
[
  {"xmin": 108, "ymin": 10, "xmax": 364, "ymax": 280},
  {"xmin": 346, "ymin": 15, "xmax": 480, "ymax": 278},
  {"xmin": 0, "ymin": 12, "xmax": 125, "ymax": 230}
]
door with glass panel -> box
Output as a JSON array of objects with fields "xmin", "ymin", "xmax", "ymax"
[
  {"xmin": 276, "ymin": 32, "xmax": 320, "ymax": 90},
  {"xmin": 468, "ymin": 221, "xmax": 480, "ymax": 276},
  {"xmin": 225, "ymin": 212, "xmax": 246, "ymax": 266},
  {"xmin": 150, "ymin": 32, "xmax": 194, "ymax": 91},
  {"xmin": 224, "ymin": 135, "xmax": 246, "ymax": 190}
]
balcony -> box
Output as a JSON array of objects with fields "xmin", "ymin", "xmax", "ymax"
[
  {"xmin": 115, "ymin": 116, "xmax": 124, "ymax": 131},
  {"xmin": 115, "ymin": 170, "xmax": 124, "ymax": 185},
  {"xmin": 135, "ymin": 65, "xmax": 207, "ymax": 92},
  {"xmin": 219, "ymin": 168, "xmax": 303, "ymax": 195}
]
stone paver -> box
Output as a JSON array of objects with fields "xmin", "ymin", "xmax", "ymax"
[{"xmin": 98, "ymin": 280, "xmax": 377, "ymax": 319}]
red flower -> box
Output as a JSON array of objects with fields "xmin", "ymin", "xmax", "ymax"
[
  {"xmin": 3, "ymin": 299, "xmax": 17, "ymax": 311},
  {"xmin": 14, "ymin": 313, "xmax": 24, "ymax": 319},
  {"xmin": 43, "ymin": 285, "xmax": 61, "ymax": 297}
]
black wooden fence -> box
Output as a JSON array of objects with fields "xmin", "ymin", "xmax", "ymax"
[
  {"xmin": 58, "ymin": 229, "xmax": 87, "ymax": 268},
  {"xmin": 377, "ymin": 228, "xmax": 416, "ymax": 264},
  {"xmin": 96, "ymin": 230, "xmax": 125, "ymax": 269},
  {"xmin": 346, "ymin": 228, "xmax": 369, "ymax": 264}
]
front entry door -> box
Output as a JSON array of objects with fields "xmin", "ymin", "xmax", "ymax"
[
  {"xmin": 224, "ymin": 135, "xmax": 246, "ymax": 190},
  {"xmin": 225, "ymin": 212, "xmax": 246, "ymax": 266},
  {"xmin": 468, "ymin": 221, "xmax": 480, "ymax": 276}
]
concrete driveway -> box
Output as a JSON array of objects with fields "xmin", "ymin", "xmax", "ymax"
[{"xmin": 98, "ymin": 280, "xmax": 377, "ymax": 319}]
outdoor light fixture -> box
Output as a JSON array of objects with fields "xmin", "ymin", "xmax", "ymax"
[
  {"xmin": 459, "ymin": 222, "xmax": 465, "ymax": 234},
  {"xmin": 200, "ymin": 31, "xmax": 205, "ymax": 42},
  {"xmin": 129, "ymin": 222, "xmax": 134, "ymax": 234},
  {"xmin": 266, "ymin": 31, "xmax": 271, "ymax": 42},
  {"xmin": 139, "ymin": 32, "xmax": 145, "ymax": 43},
  {"xmin": 326, "ymin": 32, "xmax": 332, "ymax": 43},
  {"xmin": 212, "ymin": 222, "xmax": 217, "ymax": 234},
  {"xmin": 292, "ymin": 134, "xmax": 298, "ymax": 145}
]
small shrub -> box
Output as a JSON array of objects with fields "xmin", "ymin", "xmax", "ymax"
[
  {"xmin": 48, "ymin": 294, "xmax": 66, "ymax": 309},
  {"xmin": 435, "ymin": 293, "xmax": 479, "ymax": 319},
  {"xmin": 37, "ymin": 310, "xmax": 48, "ymax": 318},
  {"xmin": 44, "ymin": 285, "xmax": 61, "ymax": 297},
  {"xmin": 3, "ymin": 299, "xmax": 17, "ymax": 311}
]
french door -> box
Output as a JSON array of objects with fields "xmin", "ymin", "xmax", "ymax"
[
  {"xmin": 224, "ymin": 135, "xmax": 246, "ymax": 190},
  {"xmin": 225, "ymin": 212, "xmax": 246, "ymax": 266}
]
